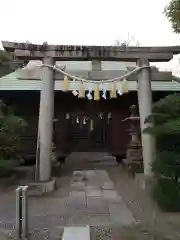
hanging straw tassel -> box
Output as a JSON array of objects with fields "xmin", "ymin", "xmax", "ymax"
[
  {"xmin": 94, "ymin": 84, "xmax": 100, "ymax": 101},
  {"xmin": 110, "ymin": 83, "xmax": 117, "ymax": 99},
  {"xmin": 122, "ymin": 78, "xmax": 129, "ymax": 93},
  {"xmin": 78, "ymin": 82, "xmax": 85, "ymax": 98},
  {"xmin": 119, "ymin": 81, "xmax": 124, "ymax": 95},
  {"xmin": 63, "ymin": 75, "xmax": 69, "ymax": 91}
]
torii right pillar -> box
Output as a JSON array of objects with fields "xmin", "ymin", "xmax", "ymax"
[{"xmin": 137, "ymin": 58, "xmax": 156, "ymax": 177}]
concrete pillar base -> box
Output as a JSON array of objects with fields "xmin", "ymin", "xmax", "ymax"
[
  {"xmin": 28, "ymin": 178, "xmax": 56, "ymax": 196},
  {"xmin": 134, "ymin": 173, "xmax": 154, "ymax": 190}
]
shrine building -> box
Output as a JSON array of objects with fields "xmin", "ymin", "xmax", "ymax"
[
  {"xmin": 1, "ymin": 41, "xmax": 180, "ymax": 187},
  {"xmin": 0, "ymin": 59, "xmax": 179, "ymax": 156}
]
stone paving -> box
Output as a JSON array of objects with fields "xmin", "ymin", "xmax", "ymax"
[{"xmin": 0, "ymin": 169, "xmax": 135, "ymax": 239}]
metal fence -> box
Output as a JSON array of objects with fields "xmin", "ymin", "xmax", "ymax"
[{"xmin": 16, "ymin": 186, "xmax": 28, "ymax": 240}]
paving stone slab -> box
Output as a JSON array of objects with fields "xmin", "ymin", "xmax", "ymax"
[
  {"xmin": 67, "ymin": 215, "xmax": 92, "ymax": 225},
  {"xmin": 86, "ymin": 190, "xmax": 102, "ymax": 197},
  {"xmin": 104, "ymin": 196, "xmax": 122, "ymax": 204},
  {"xmin": 69, "ymin": 191, "xmax": 86, "ymax": 198},
  {"xmin": 65, "ymin": 197, "xmax": 86, "ymax": 207},
  {"xmin": 67, "ymin": 215, "xmax": 112, "ymax": 227},
  {"xmin": 85, "ymin": 207, "xmax": 110, "ymax": 216},
  {"xmin": 95, "ymin": 170, "xmax": 109, "ymax": 175},
  {"xmin": 73, "ymin": 171, "xmax": 86, "ymax": 176},
  {"xmin": 87, "ymin": 203, "xmax": 109, "ymax": 212},
  {"xmin": 85, "ymin": 170, "xmax": 96, "ymax": 177},
  {"xmin": 86, "ymin": 182, "xmax": 101, "ymax": 188},
  {"xmin": 63, "ymin": 225, "xmax": 90, "ymax": 240},
  {"xmin": 95, "ymin": 170, "xmax": 110, "ymax": 178},
  {"xmin": 86, "ymin": 185, "xmax": 101, "ymax": 191},
  {"xmin": 109, "ymin": 203, "xmax": 135, "ymax": 226},
  {"xmin": 70, "ymin": 182, "xmax": 86, "ymax": 191},
  {"xmin": 0, "ymin": 168, "xmax": 136, "ymax": 238},
  {"xmin": 88, "ymin": 216, "xmax": 113, "ymax": 227},
  {"xmin": 102, "ymin": 181, "xmax": 114, "ymax": 190},
  {"xmin": 86, "ymin": 196, "xmax": 103, "ymax": 205},
  {"xmin": 102, "ymin": 190, "xmax": 118, "ymax": 199}
]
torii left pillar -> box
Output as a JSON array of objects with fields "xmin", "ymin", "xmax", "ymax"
[{"xmin": 38, "ymin": 57, "xmax": 55, "ymax": 190}]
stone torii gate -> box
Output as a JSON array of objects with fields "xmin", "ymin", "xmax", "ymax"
[{"xmin": 2, "ymin": 41, "xmax": 180, "ymax": 189}]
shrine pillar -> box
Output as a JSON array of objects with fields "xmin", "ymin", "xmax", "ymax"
[
  {"xmin": 39, "ymin": 57, "xmax": 54, "ymax": 181},
  {"xmin": 137, "ymin": 58, "xmax": 155, "ymax": 177}
]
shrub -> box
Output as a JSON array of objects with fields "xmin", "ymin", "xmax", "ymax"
[
  {"xmin": 152, "ymin": 178, "xmax": 180, "ymax": 211},
  {"xmin": 0, "ymin": 100, "xmax": 27, "ymax": 161},
  {"xmin": 145, "ymin": 94, "xmax": 180, "ymax": 211}
]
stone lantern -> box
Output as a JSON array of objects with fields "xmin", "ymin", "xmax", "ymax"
[{"xmin": 123, "ymin": 105, "xmax": 143, "ymax": 174}]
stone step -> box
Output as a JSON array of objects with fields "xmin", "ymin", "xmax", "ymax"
[
  {"xmin": 88, "ymin": 160, "xmax": 117, "ymax": 167},
  {"xmin": 88, "ymin": 156, "xmax": 116, "ymax": 163}
]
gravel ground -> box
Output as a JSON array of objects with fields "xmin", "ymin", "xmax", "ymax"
[
  {"xmin": 107, "ymin": 165, "xmax": 180, "ymax": 240},
  {"xmin": 0, "ymin": 159, "xmax": 180, "ymax": 240}
]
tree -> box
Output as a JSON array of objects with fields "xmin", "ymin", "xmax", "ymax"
[
  {"xmin": 0, "ymin": 50, "xmax": 13, "ymax": 77},
  {"xmin": 164, "ymin": 0, "xmax": 180, "ymax": 33},
  {"xmin": 0, "ymin": 100, "xmax": 27, "ymax": 160},
  {"xmin": 0, "ymin": 47, "xmax": 29, "ymax": 77},
  {"xmin": 145, "ymin": 94, "xmax": 180, "ymax": 211},
  {"xmin": 114, "ymin": 33, "xmax": 140, "ymax": 47}
]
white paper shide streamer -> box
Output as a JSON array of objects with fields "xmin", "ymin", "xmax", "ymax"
[{"xmin": 41, "ymin": 64, "xmax": 151, "ymax": 100}]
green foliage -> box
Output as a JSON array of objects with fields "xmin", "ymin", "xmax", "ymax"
[
  {"xmin": 0, "ymin": 101, "xmax": 27, "ymax": 160},
  {"xmin": 0, "ymin": 158, "xmax": 11, "ymax": 170},
  {"xmin": 0, "ymin": 50, "xmax": 13, "ymax": 77},
  {"xmin": 164, "ymin": 0, "xmax": 180, "ymax": 33},
  {"xmin": 152, "ymin": 151, "xmax": 180, "ymax": 179},
  {"xmin": 145, "ymin": 94, "xmax": 180, "ymax": 211},
  {"xmin": 152, "ymin": 178, "xmax": 180, "ymax": 211}
]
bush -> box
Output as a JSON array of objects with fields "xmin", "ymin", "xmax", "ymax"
[
  {"xmin": 152, "ymin": 178, "xmax": 180, "ymax": 211},
  {"xmin": 152, "ymin": 151, "xmax": 180, "ymax": 179},
  {"xmin": 145, "ymin": 94, "xmax": 180, "ymax": 211},
  {"xmin": 0, "ymin": 100, "xmax": 27, "ymax": 163},
  {"xmin": 0, "ymin": 158, "xmax": 15, "ymax": 178}
]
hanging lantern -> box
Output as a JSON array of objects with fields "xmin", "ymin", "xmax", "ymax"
[
  {"xmin": 63, "ymin": 75, "xmax": 69, "ymax": 91},
  {"xmin": 89, "ymin": 119, "xmax": 94, "ymax": 131},
  {"xmin": 110, "ymin": 83, "xmax": 117, "ymax": 99},
  {"xmin": 83, "ymin": 117, "xmax": 86, "ymax": 124},
  {"xmin": 94, "ymin": 84, "xmax": 100, "ymax": 101},
  {"xmin": 76, "ymin": 116, "xmax": 79, "ymax": 124},
  {"xmin": 78, "ymin": 82, "xmax": 85, "ymax": 98},
  {"xmin": 122, "ymin": 79, "xmax": 129, "ymax": 94},
  {"xmin": 108, "ymin": 112, "xmax": 112, "ymax": 124},
  {"xmin": 65, "ymin": 113, "xmax": 70, "ymax": 120},
  {"xmin": 72, "ymin": 115, "xmax": 74, "ymax": 124}
]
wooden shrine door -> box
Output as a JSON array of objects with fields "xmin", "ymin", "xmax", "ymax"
[{"xmin": 67, "ymin": 101, "xmax": 111, "ymax": 152}]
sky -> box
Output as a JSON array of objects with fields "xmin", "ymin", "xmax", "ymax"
[{"xmin": 0, "ymin": 0, "xmax": 180, "ymax": 74}]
